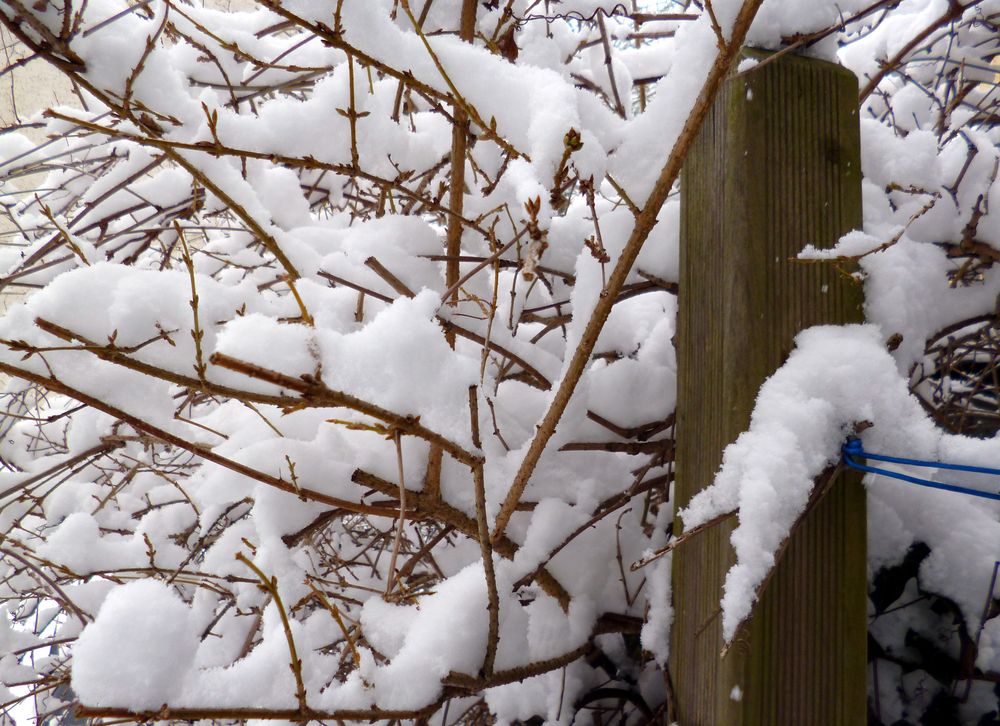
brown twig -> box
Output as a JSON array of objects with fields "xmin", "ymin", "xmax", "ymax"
[
  {"xmin": 0, "ymin": 356, "xmax": 401, "ymax": 517},
  {"xmin": 630, "ymin": 509, "xmax": 737, "ymax": 571},
  {"xmin": 209, "ymin": 352, "xmax": 481, "ymax": 467},
  {"xmin": 469, "ymin": 387, "xmax": 499, "ymax": 677},
  {"xmin": 236, "ymin": 553, "xmax": 308, "ymax": 713},
  {"xmin": 858, "ymin": 0, "xmax": 972, "ymax": 102},
  {"xmin": 491, "ymin": 0, "xmax": 766, "ymax": 542},
  {"xmin": 351, "ymin": 468, "xmax": 571, "ymax": 609},
  {"xmin": 385, "ymin": 429, "xmax": 407, "ymax": 595}
]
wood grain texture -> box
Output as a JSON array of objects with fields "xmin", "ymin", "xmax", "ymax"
[{"xmin": 671, "ymin": 50, "xmax": 867, "ymax": 725}]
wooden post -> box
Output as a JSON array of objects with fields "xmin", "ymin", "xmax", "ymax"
[{"xmin": 671, "ymin": 51, "xmax": 867, "ymax": 724}]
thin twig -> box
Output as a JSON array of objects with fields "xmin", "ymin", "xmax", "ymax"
[
  {"xmin": 469, "ymin": 387, "xmax": 499, "ymax": 676},
  {"xmin": 236, "ymin": 553, "xmax": 308, "ymax": 712},
  {"xmin": 385, "ymin": 429, "xmax": 407, "ymax": 595},
  {"xmin": 492, "ymin": 0, "xmax": 766, "ymax": 542}
]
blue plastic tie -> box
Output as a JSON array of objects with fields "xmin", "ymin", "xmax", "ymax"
[{"xmin": 842, "ymin": 438, "xmax": 1000, "ymax": 502}]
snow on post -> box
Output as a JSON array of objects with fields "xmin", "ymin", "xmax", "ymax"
[{"xmin": 671, "ymin": 50, "xmax": 866, "ymax": 724}]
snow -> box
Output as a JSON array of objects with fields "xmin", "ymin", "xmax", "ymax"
[
  {"xmin": 0, "ymin": 0, "xmax": 996, "ymax": 721},
  {"xmin": 72, "ymin": 580, "xmax": 199, "ymax": 709},
  {"xmin": 682, "ymin": 324, "xmax": 1000, "ymax": 642},
  {"xmin": 362, "ymin": 563, "xmax": 489, "ymax": 710}
]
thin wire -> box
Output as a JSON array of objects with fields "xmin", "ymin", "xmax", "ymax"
[{"xmin": 842, "ymin": 438, "xmax": 1000, "ymax": 502}]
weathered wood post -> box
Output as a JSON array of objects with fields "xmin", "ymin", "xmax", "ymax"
[{"xmin": 671, "ymin": 51, "xmax": 867, "ymax": 724}]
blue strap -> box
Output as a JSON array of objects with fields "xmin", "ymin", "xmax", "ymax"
[{"xmin": 842, "ymin": 438, "xmax": 1000, "ymax": 502}]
